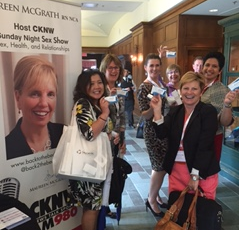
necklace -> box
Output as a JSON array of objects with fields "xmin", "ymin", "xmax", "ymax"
[{"xmin": 30, "ymin": 134, "xmax": 51, "ymax": 153}]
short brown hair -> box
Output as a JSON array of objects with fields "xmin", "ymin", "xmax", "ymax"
[
  {"xmin": 144, "ymin": 53, "xmax": 162, "ymax": 66},
  {"xmin": 99, "ymin": 54, "xmax": 124, "ymax": 82},
  {"xmin": 193, "ymin": 56, "xmax": 203, "ymax": 64}
]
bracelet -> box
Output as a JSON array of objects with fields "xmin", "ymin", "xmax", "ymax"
[
  {"xmin": 224, "ymin": 103, "xmax": 232, "ymax": 108},
  {"xmin": 99, "ymin": 116, "xmax": 107, "ymax": 122}
]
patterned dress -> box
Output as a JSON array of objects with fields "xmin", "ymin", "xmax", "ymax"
[
  {"xmin": 67, "ymin": 98, "xmax": 112, "ymax": 210},
  {"xmin": 107, "ymin": 87, "xmax": 126, "ymax": 156},
  {"xmin": 107, "ymin": 88, "xmax": 126, "ymax": 134},
  {"xmin": 137, "ymin": 82, "xmax": 168, "ymax": 171},
  {"xmin": 201, "ymin": 81, "xmax": 230, "ymax": 135},
  {"xmin": 201, "ymin": 81, "xmax": 231, "ymax": 161}
]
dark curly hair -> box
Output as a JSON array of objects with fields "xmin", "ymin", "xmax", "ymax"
[
  {"xmin": 73, "ymin": 69, "xmax": 108, "ymax": 114},
  {"xmin": 203, "ymin": 51, "xmax": 225, "ymax": 71}
]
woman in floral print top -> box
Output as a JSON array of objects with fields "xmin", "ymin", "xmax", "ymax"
[{"xmin": 68, "ymin": 69, "xmax": 113, "ymax": 230}]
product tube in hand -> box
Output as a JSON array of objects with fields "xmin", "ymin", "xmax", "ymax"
[{"xmin": 151, "ymin": 85, "xmax": 166, "ymax": 97}]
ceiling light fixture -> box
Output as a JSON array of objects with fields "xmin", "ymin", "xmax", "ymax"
[
  {"xmin": 209, "ymin": 9, "xmax": 218, "ymax": 12},
  {"xmin": 81, "ymin": 3, "xmax": 98, "ymax": 8}
]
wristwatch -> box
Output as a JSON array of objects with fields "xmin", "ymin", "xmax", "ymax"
[
  {"xmin": 224, "ymin": 103, "xmax": 232, "ymax": 108},
  {"xmin": 191, "ymin": 175, "xmax": 199, "ymax": 181}
]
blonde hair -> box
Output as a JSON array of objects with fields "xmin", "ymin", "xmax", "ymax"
[
  {"xmin": 166, "ymin": 64, "xmax": 182, "ymax": 76},
  {"xmin": 179, "ymin": 71, "xmax": 205, "ymax": 91},
  {"xmin": 14, "ymin": 56, "xmax": 57, "ymax": 93}
]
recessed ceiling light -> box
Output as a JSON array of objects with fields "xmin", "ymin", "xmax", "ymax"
[
  {"xmin": 209, "ymin": 9, "xmax": 218, "ymax": 12},
  {"xmin": 81, "ymin": 3, "xmax": 98, "ymax": 8}
]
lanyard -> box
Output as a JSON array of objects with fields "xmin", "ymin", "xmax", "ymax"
[
  {"xmin": 146, "ymin": 76, "xmax": 165, "ymax": 88},
  {"xmin": 107, "ymin": 84, "xmax": 120, "ymax": 124},
  {"xmin": 179, "ymin": 111, "xmax": 194, "ymax": 147},
  {"xmin": 202, "ymin": 78, "xmax": 218, "ymax": 94}
]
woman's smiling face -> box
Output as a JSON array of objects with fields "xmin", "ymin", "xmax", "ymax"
[
  {"xmin": 167, "ymin": 69, "xmax": 181, "ymax": 85},
  {"xmin": 15, "ymin": 74, "xmax": 57, "ymax": 128},
  {"xmin": 144, "ymin": 59, "xmax": 161, "ymax": 80},
  {"xmin": 202, "ymin": 58, "xmax": 221, "ymax": 83},
  {"xmin": 105, "ymin": 61, "xmax": 120, "ymax": 84},
  {"xmin": 86, "ymin": 74, "xmax": 104, "ymax": 101},
  {"xmin": 180, "ymin": 80, "xmax": 202, "ymax": 106}
]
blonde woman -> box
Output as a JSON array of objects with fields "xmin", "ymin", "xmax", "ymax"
[{"xmin": 6, "ymin": 56, "xmax": 64, "ymax": 160}]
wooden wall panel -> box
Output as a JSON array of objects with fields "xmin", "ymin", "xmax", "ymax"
[
  {"xmin": 153, "ymin": 28, "xmax": 165, "ymax": 49},
  {"xmin": 138, "ymin": 33, "xmax": 143, "ymax": 53},
  {"xmin": 152, "ymin": 16, "xmax": 179, "ymax": 81},
  {"xmin": 109, "ymin": 35, "xmax": 133, "ymax": 55},
  {"xmin": 82, "ymin": 47, "xmax": 109, "ymax": 54},
  {"xmin": 178, "ymin": 15, "xmax": 224, "ymax": 73},
  {"xmin": 129, "ymin": 23, "xmax": 153, "ymax": 115},
  {"xmin": 110, "ymin": 46, "xmax": 118, "ymax": 54},
  {"xmin": 131, "ymin": 27, "xmax": 142, "ymax": 115},
  {"xmin": 153, "ymin": 17, "xmax": 179, "ymax": 47},
  {"xmin": 165, "ymin": 22, "xmax": 177, "ymax": 41},
  {"xmin": 185, "ymin": 17, "xmax": 223, "ymax": 38}
]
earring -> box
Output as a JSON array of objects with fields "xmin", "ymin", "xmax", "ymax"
[{"xmin": 18, "ymin": 110, "xmax": 21, "ymax": 114}]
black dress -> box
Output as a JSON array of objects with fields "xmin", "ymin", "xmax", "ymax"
[{"xmin": 5, "ymin": 118, "xmax": 64, "ymax": 160}]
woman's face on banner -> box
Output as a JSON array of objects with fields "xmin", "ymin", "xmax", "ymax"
[{"xmin": 15, "ymin": 74, "xmax": 57, "ymax": 128}]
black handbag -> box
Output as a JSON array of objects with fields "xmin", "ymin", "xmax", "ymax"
[
  {"xmin": 168, "ymin": 188, "xmax": 222, "ymax": 230},
  {"xmin": 155, "ymin": 186, "xmax": 198, "ymax": 230},
  {"xmin": 109, "ymin": 156, "xmax": 132, "ymax": 205},
  {"xmin": 136, "ymin": 117, "xmax": 144, "ymax": 138}
]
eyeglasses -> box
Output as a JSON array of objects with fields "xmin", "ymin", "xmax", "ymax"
[
  {"xmin": 168, "ymin": 70, "xmax": 179, "ymax": 75},
  {"xmin": 107, "ymin": 66, "xmax": 120, "ymax": 71}
]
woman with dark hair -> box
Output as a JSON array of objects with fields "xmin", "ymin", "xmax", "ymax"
[
  {"xmin": 201, "ymin": 51, "xmax": 238, "ymax": 161},
  {"xmin": 137, "ymin": 53, "xmax": 167, "ymax": 217},
  {"xmin": 68, "ymin": 69, "xmax": 113, "ymax": 230}
]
